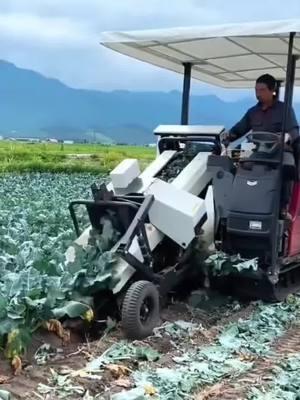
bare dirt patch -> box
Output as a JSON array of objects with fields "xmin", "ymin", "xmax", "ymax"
[{"xmin": 0, "ymin": 294, "xmax": 254, "ymax": 399}]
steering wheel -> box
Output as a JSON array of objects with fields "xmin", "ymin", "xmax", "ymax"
[{"xmin": 246, "ymin": 132, "xmax": 280, "ymax": 154}]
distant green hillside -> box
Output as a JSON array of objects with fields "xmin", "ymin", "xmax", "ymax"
[{"xmin": 1, "ymin": 60, "xmax": 299, "ymax": 144}]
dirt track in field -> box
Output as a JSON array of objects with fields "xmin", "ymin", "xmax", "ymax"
[
  {"xmin": 194, "ymin": 323, "xmax": 300, "ymax": 400},
  {"xmin": 0, "ymin": 295, "xmax": 255, "ymax": 400},
  {"xmin": 3, "ymin": 292, "xmax": 299, "ymax": 400}
]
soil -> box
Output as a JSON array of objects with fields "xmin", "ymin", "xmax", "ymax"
[
  {"xmin": 194, "ymin": 323, "xmax": 300, "ymax": 400},
  {"xmin": 0, "ymin": 292, "xmax": 255, "ymax": 400}
]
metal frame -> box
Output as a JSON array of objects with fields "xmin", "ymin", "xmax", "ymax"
[
  {"xmin": 287, "ymin": 55, "xmax": 298, "ymax": 111},
  {"xmin": 69, "ymin": 199, "xmax": 140, "ymax": 237},
  {"xmin": 115, "ymin": 194, "xmax": 157, "ymax": 282},
  {"xmin": 280, "ymin": 33, "xmax": 296, "ymax": 156},
  {"xmin": 68, "ymin": 194, "xmax": 157, "ymax": 283},
  {"xmin": 181, "ymin": 62, "xmax": 192, "ymax": 124}
]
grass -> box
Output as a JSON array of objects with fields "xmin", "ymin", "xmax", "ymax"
[{"xmin": 0, "ymin": 141, "xmax": 156, "ymax": 174}]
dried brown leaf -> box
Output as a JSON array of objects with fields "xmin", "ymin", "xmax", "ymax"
[
  {"xmin": 0, "ymin": 375, "xmax": 11, "ymax": 384},
  {"xmin": 106, "ymin": 364, "xmax": 131, "ymax": 378},
  {"xmin": 115, "ymin": 378, "xmax": 132, "ymax": 388},
  {"xmin": 12, "ymin": 355, "xmax": 22, "ymax": 376},
  {"xmin": 238, "ymin": 353, "xmax": 257, "ymax": 362},
  {"xmin": 196, "ymin": 383, "xmax": 225, "ymax": 400},
  {"xmin": 46, "ymin": 319, "xmax": 70, "ymax": 344}
]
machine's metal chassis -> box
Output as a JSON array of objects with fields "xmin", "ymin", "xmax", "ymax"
[
  {"xmin": 210, "ymin": 261, "xmax": 300, "ymax": 302},
  {"xmin": 69, "ymin": 183, "xmax": 207, "ymax": 339}
]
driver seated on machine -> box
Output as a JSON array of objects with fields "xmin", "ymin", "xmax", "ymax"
[{"xmin": 223, "ymin": 73, "xmax": 300, "ymax": 221}]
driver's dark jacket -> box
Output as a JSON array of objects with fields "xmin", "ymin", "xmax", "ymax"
[{"xmin": 229, "ymin": 100, "xmax": 299, "ymax": 143}]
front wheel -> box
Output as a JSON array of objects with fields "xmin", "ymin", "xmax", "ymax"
[{"xmin": 121, "ymin": 280, "xmax": 160, "ymax": 339}]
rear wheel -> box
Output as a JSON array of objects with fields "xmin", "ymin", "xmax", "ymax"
[{"xmin": 121, "ymin": 280, "xmax": 160, "ymax": 339}]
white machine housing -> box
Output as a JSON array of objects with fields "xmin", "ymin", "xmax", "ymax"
[
  {"xmin": 145, "ymin": 179, "xmax": 206, "ymax": 248},
  {"xmin": 67, "ymin": 124, "xmax": 224, "ymax": 293},
  {"xmin": 110, "ymin": 159, "xmax": 140, "ymax": 189}
]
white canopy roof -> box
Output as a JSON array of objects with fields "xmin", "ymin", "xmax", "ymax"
[{"xmin": 99, "ymin": 19, "xmax": 300, "ymax": 88}]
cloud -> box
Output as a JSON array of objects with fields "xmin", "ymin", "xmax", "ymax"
[
  {"xmin": 0, "ymin": 0, "xmax": 222, "ymax": 93},
  {"xmin": 0, "ymin": 14, "xmax": 93, "ymax": 48},
  {"xmin": 1, "ymin": 0, "xmax": 300, "ymax": 100}
]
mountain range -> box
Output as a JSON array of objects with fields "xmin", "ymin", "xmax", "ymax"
[{"xmin": 1, "ymin": 60, "xmax": 299, "ymax": 145}]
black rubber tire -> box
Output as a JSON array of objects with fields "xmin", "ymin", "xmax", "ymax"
[{"xmin": 121, "ymin": 280, "xmax": 160, "ymax": 340}]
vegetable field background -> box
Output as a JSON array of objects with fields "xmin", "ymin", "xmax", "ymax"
[
  {"xmin": 0, "ymin": 174, "xmax": 97, "ymax": 363},
  {"xmin": 1, "ymin": 154, "xmax": 300, "ymax": 399},
  {"xmin": 0, "ymin": 141, "xmax": 155, "ymax": 174}
]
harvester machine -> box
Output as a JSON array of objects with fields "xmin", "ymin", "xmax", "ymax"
[
  {"xmin": 67, "ymin": 125, "xmax": 222, "ymax": 339},
  {"xmin": 67, "ymin": 19, "xmax": 300, "ymax": 338}
]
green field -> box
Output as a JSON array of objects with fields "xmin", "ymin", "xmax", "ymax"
[
  {"xmin": 2, "ymin": 147, "xmax": 300, "ymax": 399},
  {"xmin": 0, "ymin": 141, "xmax": 156, "ymax": 174}
]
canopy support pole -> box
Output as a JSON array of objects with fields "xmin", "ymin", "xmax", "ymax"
[
  {"xmin": 287, "ymin": 55, "xmax": 298, "ymax": 110},
  {"xmin": 269, "ymin": 32, "xmax": 296, "ymax": 283},
  {"xmin": 281, "ymin": 32, "xmax": 296, "ymax": 151},
  {"xmin": 181, "ymin": 62, "xmax": 192, "ymax": 125}
]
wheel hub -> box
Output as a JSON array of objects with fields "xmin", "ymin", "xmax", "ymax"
[{"xmin": 140, "ymin": 299, "xmax": 151, "ymax": 322}]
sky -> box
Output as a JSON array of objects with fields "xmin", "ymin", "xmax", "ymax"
[{"xmin": 1, "ymin": 0, "xmax": 300, "ymax": 100}]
